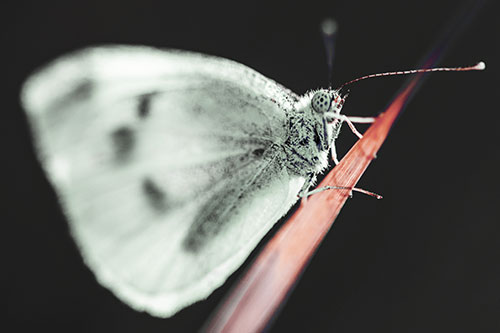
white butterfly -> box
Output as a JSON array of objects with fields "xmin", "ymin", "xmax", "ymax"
[{"xmin": 21, "ymin": 45, "xmax": 362, "ymax": 317}]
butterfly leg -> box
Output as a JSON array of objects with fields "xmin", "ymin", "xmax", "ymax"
[
  {"xmin": 331, "ymin": 142, "xmax": 340, "ymax": 165},
  {"xmin": 301, "ymin": 185, "xmax": 383, "ymax": 200},
  {"xmin": 343, "ymin": 117, "xmax": 364, "ymax": 139},
  {"xmin": 343, "ymin": 115, "xmax": 376, "ymax": 139},
  {"xmin": 301, "ymin": 185, "xmax": 352, "ymax": 199},
  {"xmin": 298, "ymin": 173, "xmax": 317, "ymax": 198},
  {"xmin": 327, "ymin": 113, "xmax": 375, "ymax": 139}
]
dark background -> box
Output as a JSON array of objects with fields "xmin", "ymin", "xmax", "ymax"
[{"xmin": 6, "ymin": 0, "xmax": 499, "ymax": 332}]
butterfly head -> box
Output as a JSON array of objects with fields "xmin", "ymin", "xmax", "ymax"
[
  {"xmin": 305, "ymin": 88, "xmax": 350, "ymax": 152},
  {"xmin": 311, "ymin": 88, "xmax": 348, "ymax": 119}
]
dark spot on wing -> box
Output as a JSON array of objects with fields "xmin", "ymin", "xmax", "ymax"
[
  {"xmin": 142, "ymin": 177, "xmax": 168, "ymax": 212},
  {"xmin": 70, "ymin": 79, "xmax": 93, "ymax": 101},
  {"xmin": 137, "ymin": 93, "xmax": 154, "ymax": 119},
  {"xmin": 52, "ymin": 79, "xmax": 93, "ymax": 110},
  {"xmin": 111, "ymin": 126, "xmax": 135, "ymax": 162},
  {"xmin": 252, "ymin": 148, "xmax": 265, "ymax": 157}
]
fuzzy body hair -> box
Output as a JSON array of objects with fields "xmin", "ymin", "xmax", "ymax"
[{"xmin": 283, "ymin": 90, "xmax": 343, "ymax": 194}]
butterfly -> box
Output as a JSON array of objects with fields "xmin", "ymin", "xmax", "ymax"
[
  {"xmin": 21, "ymin": 45, "xmax": 362, "ymax": 317},
  {"xmin": 22, "ymin": 45, "xmax": 481, "ymax": 317}
]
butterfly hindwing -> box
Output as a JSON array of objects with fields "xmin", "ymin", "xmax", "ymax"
[{"xmin": 21, "ymin": 46, "xmax": 306, "ymax": 316}]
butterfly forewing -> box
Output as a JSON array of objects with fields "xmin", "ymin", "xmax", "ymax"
[{"xmin": 21, "ymin": 46, "xmax": 306, "ymax": 316}]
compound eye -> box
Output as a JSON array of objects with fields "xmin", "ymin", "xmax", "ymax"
[{"xmin": 311, "ymin": 91, "xmax": 332, "ymax": 113}]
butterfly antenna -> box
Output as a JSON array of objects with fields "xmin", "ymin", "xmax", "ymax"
[
  {"xmin": 320, "ymin": 18, "xmax": 338, "ymax": 88},
  {"xmin": 337, "ymin": 61, "xmax": 485, "ymax": 90}
]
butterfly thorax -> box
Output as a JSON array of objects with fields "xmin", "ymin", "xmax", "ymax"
[{"xmin": 282, "ymin": 104, "xmax": 338, "ymax": 178}]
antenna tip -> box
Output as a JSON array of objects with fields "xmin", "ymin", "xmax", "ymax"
[
  {"xmin": 476, "ymin": 61, "xmax": 486, "ymax": 70},
  {"xmin": 321, "ymin": 18, "xmax": 338, "ymax": 36}
]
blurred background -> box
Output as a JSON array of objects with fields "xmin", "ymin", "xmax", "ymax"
[{"xmin": 6, "ymin": 0, "xmax": 499, "ymax": 331}]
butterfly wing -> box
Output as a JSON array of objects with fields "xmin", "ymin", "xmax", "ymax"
[{"xmin": 21, "ymin": 46, "xmax": 306, "ymax": 316}]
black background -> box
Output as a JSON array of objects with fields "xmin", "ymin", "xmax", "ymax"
[{"xmin": 6, "ymin": 0, "xmax": 499, "ymax": 332}]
